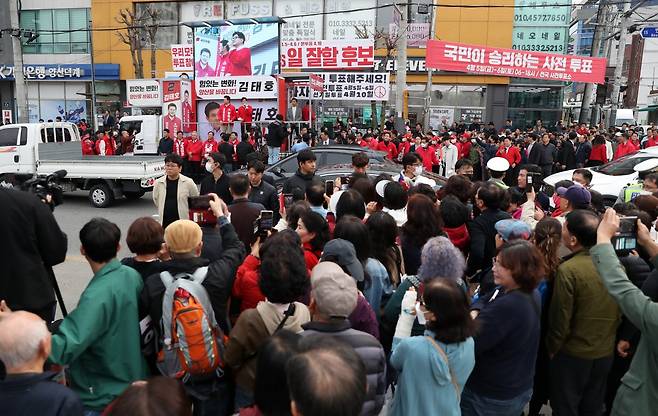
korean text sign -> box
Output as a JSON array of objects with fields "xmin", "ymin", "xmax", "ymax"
[
  {"xmin": 126, "ymin": 79, "xmax": 162, "ymax": 107},
  {"xmin": 171, "ymin": 44, "xmax": 194, "ymax": 71},
  {"xmin": 426, "ymin": 40, "xmax": 606, "ymax": 84},
  {"xmin": 195, "ymin": 76, "xmax": 278, "ymax": 100},
  {"xmin": 281, "ymin": 39, "xmax": 374, "ymax": 69},
  {"xmin": 293, "ymin": 73, "xmax": 389, "ymax": 101}
]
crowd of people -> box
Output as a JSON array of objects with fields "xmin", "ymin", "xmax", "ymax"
[{"xmin": 3, "ymin": 115, "xmax": 658, "ymax": 416}]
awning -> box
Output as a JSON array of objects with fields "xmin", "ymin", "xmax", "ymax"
[{"xmin": 638, "ymin": 105, "xmax": 658, "ymax": 112}]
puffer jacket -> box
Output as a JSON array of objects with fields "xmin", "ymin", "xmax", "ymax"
[{"xmin": 301, "ymin": 320, "xmax": 387, "ymax": 416}]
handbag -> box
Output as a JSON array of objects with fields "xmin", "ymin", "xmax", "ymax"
[{"xmin": 425, "ymin": 336, "xmax": 461, "ymax": 402}]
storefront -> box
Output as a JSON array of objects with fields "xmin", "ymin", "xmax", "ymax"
[{"xmin": 0, "ymin": 63, "xmax": 120, "ymax": 123}]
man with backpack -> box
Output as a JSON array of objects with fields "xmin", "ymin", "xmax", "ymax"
[{"xmin": 140, "ymin": 193, "xmax": 245, "ymax": 416}]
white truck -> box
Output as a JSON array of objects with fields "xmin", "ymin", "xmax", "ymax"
[
  {"xmin": 119, "ymin": 114, "xmax": 162, "ymax": 155},
  {"xmin": 0, "ymin": 122, "xmax": 165, "ymax": 208}
]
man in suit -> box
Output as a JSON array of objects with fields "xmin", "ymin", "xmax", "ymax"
[
  {"xmin": 287, "ymin": 97, "xmax": 303, "ymax": 140},
  {"xmin": 317, "ymin": 130, "xmax": 335, "ymax": 146},
  {"xmin": 228, "ymin": 174, "xmax": 265, "ymax": 250}
]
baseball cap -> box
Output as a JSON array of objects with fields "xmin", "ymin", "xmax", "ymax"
[
  {"xmin": 164, "ymin": 220, "xmax": 202, "ymax": 253},
  {"xmin": 320, "ymin": 239, "xmax": 364, "ymax": 282},
  {"xmin": 557, "ymin": 185, "xmax": 591, "ymax": 207},
  {"xmin": 495, "ymin": 219, "xmax": 532, "ymax": 242},
  {"xmin": 486, "ymin": 157, "xmax": 510, "ymax": 172},
  {"xmin": 310, "ymin": 262, "xmax": 358, "ymax": 318},
  {"xmin": 375, "ymin": 180, "xmax": 392, "ymax": 198}
]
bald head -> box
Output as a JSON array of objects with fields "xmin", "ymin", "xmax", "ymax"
[{"xmin": 0, "ymin": 311, "xmax": 51, "ymax": 372}]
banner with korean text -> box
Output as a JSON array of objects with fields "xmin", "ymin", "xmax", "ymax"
[
  {"xmin": 195, "ymin": 76, "xmax": 277, "ymax": 100},
  {"xmin": 171, "ymin": 44, "xmax": 194, "ymax": 71},
  {"xmin": 281, "ymin": 39, "xmax": 374, "ymax": 69},
  {"xmin": 426, "ymin": 40, "xmax": 606, "ymax": 84}
]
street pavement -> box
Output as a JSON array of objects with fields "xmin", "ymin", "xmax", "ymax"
[{"xmin": 52, "ymin": 190, "xmax": 157, "ymax": 316}]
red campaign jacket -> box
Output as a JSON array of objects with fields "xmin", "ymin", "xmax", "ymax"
[
  {"xmin": 229, "ymin": 138, "xmax": 240, "ymax": 162},
  {"xmin": 415, "ymin": 145, "xmax": 440, "ymax": 171},
  {"xmin": 457, "ymin": 141, "xmax": 472, "ymax": 160},
  {"xmin": 173, "ymin": 138, "xmax": 187, "ymax": 158},
  {"xmin": 81, "ymin": 139, "xmax": 95, "ymax": 155},
  {"xmin": 646, "ymin": 137, "xmax": 658, "ymax": 148},
  {"xmin": 219, "ymin": 104, "xmax": 237, "ymax": 123},
  {"xmin": 496, "ymin": 145, "xmax": 521, "ymax": 166},
  {"xmin": 302, "ymin": 105, "xmax": 315, "ymax": 121},
  {"xmin": 237, "ymin": 105, "xmax": 253, "ymax": 123},
  {"xmin": 95, "ymin": 136, "xmax": 114, "ymax": 156},
  {"xmin": 398, "ymin": 141, "xmax": 411, "ymax": 156},
  {"xmin": 613, "ymin": 140, "xmax": 637, "ymax": 160},
  {"xmin": 203, "ymin": 139, "xmax": 218, "ymax": 157},
  {"xmin": 376, "ymin": 141, "xmax": 398, "ymax": 160},
  {"xmin": 186, "ymin": 138, "xmax": 204, "ymax": 162}
]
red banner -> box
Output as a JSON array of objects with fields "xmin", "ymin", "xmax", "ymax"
[
  {"xmin": 426, "ymin": 40, "xmax": 607, "ymax": 84},
  {"xmin": 281, "ymin": 40, "xmax": 374, "ymax": 70}
]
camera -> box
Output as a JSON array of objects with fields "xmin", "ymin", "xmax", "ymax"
[{"xmin": 20, "ymin": 170, "xmax": 67, "ymax": 211}]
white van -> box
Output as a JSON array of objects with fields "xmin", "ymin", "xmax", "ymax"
[{"xmin": 615, "ymin": 109, "xmax": 636, "ymax": 127}]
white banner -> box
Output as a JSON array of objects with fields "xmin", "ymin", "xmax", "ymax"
[
  {"xmin": 179, "ymin": 1, "xmax": 224, "ymax": 45},
  {"xmin": 126, "ymin": 79, "xmax": 161, "ymax": 107},
  {"xmin": 195, "ymin": 76, "xmax": 278, "ymax": 100},
  {"xmin": 389, "ymin": 23, "xmax": 430, "ymax": 48},
  {"xmin": 281, "ymin": 39, "xmax": 374, "ymax": 69},
  {"xmin": 197, "ymin": 99, "xmax": 277, "ymax": 138},
  {"xmin": 324, "ymin": 0, "xmax": 376, "ymax": 40},
  {"xmin": 429, "ymin": 107, "xmax": 455, "ymax": 129},
  {"xmin": 293, "ymin": 73, "xmax": 389, "ymax": 101},
  {"xmin": 171, "ymin": 44, "xmax": 194, "ymax": 71},
  {"xmin": 276, "ymin": 0, "xmax": 324, "ymax": 42}
]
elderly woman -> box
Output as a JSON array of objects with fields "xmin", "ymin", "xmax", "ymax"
[{"xmin": 380, "ymin": 236, "xmax": 466, "ymax": 351}]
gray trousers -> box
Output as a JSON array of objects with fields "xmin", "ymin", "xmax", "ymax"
[{"xmin": 549, "ymin": 352, "xmax": 614, "ymax": 416}]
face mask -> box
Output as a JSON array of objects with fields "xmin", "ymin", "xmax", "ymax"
[
  {"xmin": 414, "ymin": 165, "xmax": 423, "ymax": 177},
  {"xmin": 431, "ymin": 140, "xmax": 437, "ymax": 145},
  {"xmin": 415, "ymin": 302, "xmax": 427, "ymax": 325},
  {"xmin": 205, "ymin": 162, "xmax": 215, "ymax": 173}
]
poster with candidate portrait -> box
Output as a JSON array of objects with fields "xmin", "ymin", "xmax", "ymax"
[
  {"xmin": 162, "ymin": 80, "xmax": 183, "ymax": 137},
  {"xmin": 197, "ymin": 99, "xmax": 277, "ymax": 140},
  {"xmin": 194, "ymin": 23, "xmax": 279, "ymax": 79}
]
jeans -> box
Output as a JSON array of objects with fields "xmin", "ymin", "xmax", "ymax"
[
  {"xmin": 550, "ymin": 352, "xmax": 613, "ymax": 416},
  {"xmin": 267, "ymin": 146, "xmax": 280, "ymax": 165},
  {"xmin": 460, "ymin": 386, "xmax": 532, "ymax": 416},
  {"xmin": 189, "ymin": 380, "xmax": 232, "ymax": 416}
]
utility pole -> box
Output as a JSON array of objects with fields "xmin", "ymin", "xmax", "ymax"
[
  {"xmin": 609, "ymin": 1, "xmax": 632, "ymax": 127},
  {"xmin": 89, "ymin": 19, "xmax": 98, "ymax": 132},
  {"xmin": 394, "ymin": 2, "xmax": 409, "ymax": 132},
  {"xmin": 9, "ymin": 0, "xmax": 28, "ymax": 122},
  {"xmin": 579, "ymin": 0, "xmax": 608, "ymax": 125},
  {"xmin": 423, "ymin": 1, "xmax": 437, "ymax": 131}
]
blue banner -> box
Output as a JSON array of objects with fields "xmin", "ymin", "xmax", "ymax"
[{"xmin": 0, "ymin": 64, "xmax": 120, "ymax": 81}]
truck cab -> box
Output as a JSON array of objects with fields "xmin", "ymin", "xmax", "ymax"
[{"xmin": 119, "ymin": 115, "xmax": 161, "ymax": 155}]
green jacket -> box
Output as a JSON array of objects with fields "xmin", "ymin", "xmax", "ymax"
[
  {"xmin": 591, "ymin": 244, "xmax": 658, "ymax": 416},
  {"xmin": 49, "ymin": 260, "xmax": 148, "ymax": 411},
  {"xmin": 546, "ymin": 249, "xmax": 620, "ymax": 359}
]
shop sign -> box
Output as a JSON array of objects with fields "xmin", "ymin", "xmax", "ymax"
[
  {"xmin": 277, "ymin": 0, "xmax": 324, "ymax": 42},
  {"xmin": 389, "ymin": 23, "xmax": 430, "ymax": 48},
  {"xmin": 171, "ymin": 44, "xmax": 194, "ymax": 71},
  {"xmin": 195, "ymin": 76, "xmax": 278, "ymax": 100},
  {"xmin": 373, "ymin": 57, "xmax": 426, "ymax": 73},
  {"xmin": 426, "ymin": 40, "xmax": 606, "ymax": 84},
  {"xmin": 281, "ymin": 39, "xmax": 374, "ymax": 69},
  {"xmin": 0, "ymin": 64, "xmax": 120, "ymax": 81},
  {"xmin": 179, "ymin": 1, "xmax": 224, "ymax": 45},
  {"xmin": 513, "ymin": 0, "xmax": 570, "ymax": 54},
  {"xmin": 126, "ymin": 79, "xmax": 162, "ymax": 107},
  {"xmin": 225, "ymin": 0, "xmax": 272, "ymax": 18},
  {"xmin": 460, "ymin": 109, "xmax": 484, "ymax": 123},
  {"xmin": 324, "ymin": 0, "xmax": 376, "ymax": 40}
]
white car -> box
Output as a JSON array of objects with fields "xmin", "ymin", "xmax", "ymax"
[{"xmin": 544, "ymin": 147, "xmax": 658, "ymax": 205}]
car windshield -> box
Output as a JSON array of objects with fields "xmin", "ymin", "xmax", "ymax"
[{"xmin": 591, "ymin": 154, "xmax": 651, "ymax": 176}]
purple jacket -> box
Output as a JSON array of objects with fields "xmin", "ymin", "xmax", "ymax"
[{"xmin": 349, "ymin": 293, "xmax": 380, "ymax": 340}]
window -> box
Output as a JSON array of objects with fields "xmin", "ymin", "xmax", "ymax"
[
  {"xmin": 323, "ymin": 152, "xmax": 353, "ymax": 166},
  {"xmin": 135, "ymin": 2, "xmax": 179, "ymax": 49},
  {"xmin": 592, "ymin": 155, "xmax": 650, "ymax": 176},
  {"xmin": 20, "ymin": 9, "xmax": 90, "ymax": 54},
  {"xmin": 0, "ymin": 128, "xmax": 19, "ymax": 147},
  {"xmin": 19, "ymin": 127, "xmax": 27, "ymax": 146}
]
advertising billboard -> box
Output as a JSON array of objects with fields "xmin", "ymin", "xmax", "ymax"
[
  {"xmin": 197, "ymin": 99, "xmax": 277, "ymax": 138},
  {"xmin": 194, "ymin": 23, "xmax": 279, "ymax": 78},
  {"xmin": 426, "ymin": 40, "xmax": 607, "ymax": 84},
  {"xmin": 126, "ymin": 79, "xmax": 162, "ymax": 107},
  {"xmin": 281, "ymin": 39, "xmax": 374, "ymax": 69}
]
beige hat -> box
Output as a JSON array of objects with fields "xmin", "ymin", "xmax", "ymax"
[
  {"xmin": 311, "ymin": 262, "xmax": 358, "ymax": 318},
  {"xmin": 164, "ymin": 220, "xmax": 202, "ymax": 253}
]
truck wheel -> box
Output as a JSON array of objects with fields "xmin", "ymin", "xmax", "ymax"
[
  {"xmin": 89, "ymin": 184, "xmax": 114, "ymax": 208},
  {"xmin": 124, "ymin": 191, "xmax": 145, "ymax": 200}
]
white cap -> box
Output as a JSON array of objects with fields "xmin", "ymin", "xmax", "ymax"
[
  {"xmin": 633, "ymin": 158, "xmax": 658, "ymax": 173},
  {"xmin": 376, "ymin": 180, "xmax": 392, "ymax": 198},
  {"xmin": 615, "ymin": 132, "xmax": 623, "ymax": 137},
  {"xmin": 487, "ymin": 157, "xmax": 510, "ymax": 172}
]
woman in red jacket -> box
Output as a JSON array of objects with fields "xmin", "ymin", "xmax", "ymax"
[
  {"xmin": 296, "ymin": 211, "xmax": 330, "ymax": 267},
  {"xmin": 587, "ymin": 135, "xmax": 608, "ymax": 167}
]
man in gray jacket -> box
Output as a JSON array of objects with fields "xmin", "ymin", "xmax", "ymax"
[{"xmin": 301, "ymin": 262, "xmax": 387, "ymax": 416}]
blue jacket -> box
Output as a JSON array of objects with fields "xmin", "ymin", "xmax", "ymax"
[
  {"xmin": 390, "ymin": 331, "xmax": 475, "ymax": 416},
  {"xmin": 0, "ymin": 371, "xmax": 83, "ymax": 416}
]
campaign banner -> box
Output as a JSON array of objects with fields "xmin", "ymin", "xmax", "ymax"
[
  {"xmin": 281, "ymin": 39, "xmax": 374, "ymax": 69},
  {"xmin": 195, "ymin": 76, "xmax": 277, "ymax": 100},
  {"xmin": 162, "ymin": 80, "xmax": 183, "ymax": 136},
  {"xmin": 426, "ymin": 40, "xmax": 606, "ymax": 84},
  {"xmin": 171, "ymin": 44, "xmax": 194, "ymax": 71},
  {"xmin": 429, "ymin": 107, "xmax": 455, "ymax": 128},
  {"xmin": 126, "ymin": 79, "xmax": 161, "ymax": 107},
  {"xmin": 197, "ymin": 99, "xmax": 277, "ymax": 138},
  {"xmin": 310, "ymin": 74, "xmax": 324, "ymax": 92},
  {"xmin": 293, "ymin": 73, "xmax": 389, "ymax": 101},
  {"xmin": 194, "ymin": 23, "xmax": 279, "ymax": 78},
  {"xmin": 277, "ymin": 0, "xmax": 324, "ymax": 42}
]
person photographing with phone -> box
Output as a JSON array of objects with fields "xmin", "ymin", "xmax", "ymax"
[
  {"xmin": 592, "ymin": 209, "xmax": 658, "ymax": 416},
  {"xmin": 227, "ymin": 174, "xmax": 265, "ymax": 250}
]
